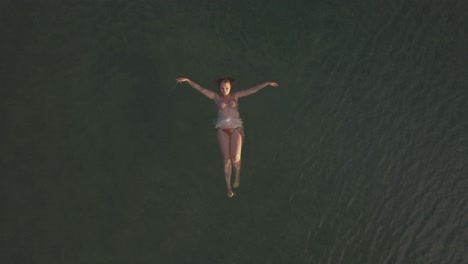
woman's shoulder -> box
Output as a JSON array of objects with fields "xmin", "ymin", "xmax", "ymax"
[
  {"xmin": 231, "ymin": 92, "xmax": 240, "ymax": 100},
  {"xmin": 213, "ymin": 93, "xmax": 221, "ymax": 101}
]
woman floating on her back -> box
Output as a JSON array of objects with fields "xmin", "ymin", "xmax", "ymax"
[{"xmin": 176, "ymin": 77, "xmax": 279, "ymax": 198}]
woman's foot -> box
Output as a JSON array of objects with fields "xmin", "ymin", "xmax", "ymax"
[
  {"xmin": 233, "ymin": 176, "xmax": 240, "ymax": 189},
  {"xmin": 232, "ymin": 182, "xmax": 239, "ymax": 189},
  {"xmin": 227, "ymin": 190, "xmax": 236, "ymax": 198}
]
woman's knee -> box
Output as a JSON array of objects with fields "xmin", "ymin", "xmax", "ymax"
[
  {"xmin": 223, "ymin": 157, "xmax": 232, "ymax": 165},
  {"xmin": 231, "ymin": 156, "xmax": 241, "ymax": 168},
  {"xmin": 231, "ymin": 152, "xmax": 241, "ymax": 163}
]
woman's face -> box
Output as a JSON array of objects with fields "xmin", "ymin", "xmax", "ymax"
[{"xmin": 219, "ymin": 80, "xmax": 231, "ymax": 96}]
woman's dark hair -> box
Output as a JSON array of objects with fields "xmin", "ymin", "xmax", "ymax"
[{"xmin": 216, "ymin": 77, "xmax": 235, "ymax": 86}]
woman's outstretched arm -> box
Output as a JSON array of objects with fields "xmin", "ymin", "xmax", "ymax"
[
  {"xmin": 176, "ymin": 77, "xmax": 217, "ymax": 100},
  {"xmin": 235, "ymin": 82, "xmax": 279, "ymax": 98}
]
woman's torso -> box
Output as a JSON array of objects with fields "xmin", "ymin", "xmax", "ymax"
[
  {"xmin": 214, "ymin": 94, "xmax": 243, "ymax": 128},
  {"xmin": 216, "ymin": 94, "xmax": 240, "ymax": 118}
]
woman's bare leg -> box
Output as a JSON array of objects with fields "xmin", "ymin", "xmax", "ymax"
[
  {"xmin": 217, "ymin": 129, "xmax": 234, "ymax": 197},
  {"xmin": 230, "ymin": 129, "xmax": 243, "ymax": 189}
]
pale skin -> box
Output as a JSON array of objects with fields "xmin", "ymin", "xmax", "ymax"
[{"xmin": 176, "ymin": 77, "xmax": 279, "ymax": 197}]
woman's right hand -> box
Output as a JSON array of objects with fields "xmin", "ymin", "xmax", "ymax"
[
  {"xmin": 176, "ymin": 77, "xmax": 190, "ymax": 84},
  {"xmin": 267, "ymin": 81, "xmax": 279, "ymax": 87}
]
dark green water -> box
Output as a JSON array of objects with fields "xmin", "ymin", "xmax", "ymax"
[{"xmin": 1, "ymin": 1, "xmax": 466, "ymax": 263}]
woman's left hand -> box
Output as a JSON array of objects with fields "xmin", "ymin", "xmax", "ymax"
[
  {"xmin": 176, "ymin": 77, "xmax": 190, "ymax": 84},
  {"xmin": 267, "ymin": 82, "xmax": 279, "ymax": 87}
]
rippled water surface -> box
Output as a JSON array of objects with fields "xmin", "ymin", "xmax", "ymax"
[{"xmin": 2, "ymin": 1, "xmax": 466, "ymax": 263}]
